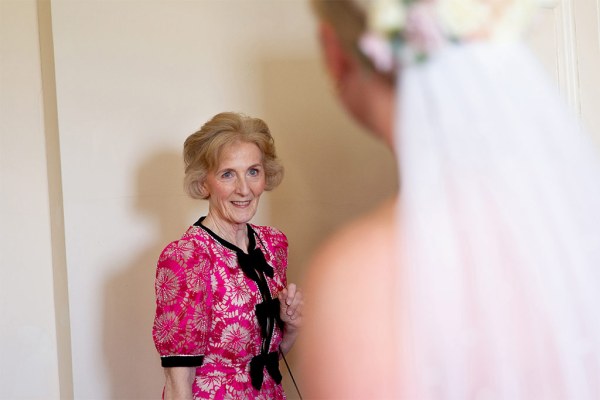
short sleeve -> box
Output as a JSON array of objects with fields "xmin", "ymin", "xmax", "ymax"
[{"xmin": 152, "ymin": 238, "xmax": 212, "ymax": 368}]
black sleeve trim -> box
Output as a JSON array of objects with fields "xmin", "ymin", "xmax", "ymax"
[{"xmin": 161, "ymin": 355, "xmax": 204, "ymax": 368}]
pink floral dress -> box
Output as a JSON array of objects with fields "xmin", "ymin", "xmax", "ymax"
[{"xmin": 152, "ymin": 218, "xmax": 288, "ymax": 399}]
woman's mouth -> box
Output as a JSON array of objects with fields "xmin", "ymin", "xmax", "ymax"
[{"xmin": 231, "ymin": 200, "xmax": 251, "ymax": 207}]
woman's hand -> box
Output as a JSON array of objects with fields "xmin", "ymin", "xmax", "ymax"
[{"xmin": 278, "ymin": 283, "xmax": 303, "ymax": 354}]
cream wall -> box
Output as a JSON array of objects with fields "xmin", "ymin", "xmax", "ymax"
[
  {"xmin": 0, "ymin": 0, "xmax": 61, "ymax": 398},
  {"xmin": 2, "ymin": 0, "xmax": 599, "ymax": 399},
  {"xmin": 527, "ymin": 0, "xmax": 600, "ymax": 146}
]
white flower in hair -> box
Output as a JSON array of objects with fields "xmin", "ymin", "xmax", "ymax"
[
  {"xmin": 404, "ymin": 2, "xmax": 446, "ymax": 57},
  {"xmin": 439, "ymin": 0, "xmax": 538, "ymax": 41},
  {"xmin": 359, "ymin": 0, "xmax": 540, "ymax": 68},
  {"xmin": 438, "ymin": 0, "xmax": 492, "ymax": 38},
  {"xmin": 359, "ymin": 32, "xmax": 397, "ymax": 72},
  {"xmin": 368, "ymin": 0, "xmax": 408, "ymax": 34},
  {"xmin": 490, "ymin": 0, "xmax": 538, "ymax": 41}
]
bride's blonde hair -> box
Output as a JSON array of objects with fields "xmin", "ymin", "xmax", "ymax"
[{"xmin": 311, "ymin": 0, "xmax": 387, "ymax": 76}]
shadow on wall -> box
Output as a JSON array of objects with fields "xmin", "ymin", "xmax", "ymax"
[
  {"xmin": 258, "ymin": 56, "xmax": 398, "ymax": 398},
  {"xmin": 102, "ymin": 150, "xmax": 201, "ymax": 399}
]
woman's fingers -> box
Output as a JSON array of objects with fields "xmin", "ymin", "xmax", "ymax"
[
  {"xmin": 285, "ymin": 283, "xmax": 297, "ymax": 305},
  {"xmin": 287, "ymin": 291, "xmax": 302, "ymax": 317},
  {"xmin": 279, "ymin": 283, "xmax": 303, "ymax": 322},
  {"xmin": 278, "ymin": 287, "xmax": 288, "ymax": 303}
]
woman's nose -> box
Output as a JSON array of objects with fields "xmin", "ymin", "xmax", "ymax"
[{"xmin": 236, "ymin": 177, "xmax": 250, "ymax": 195}]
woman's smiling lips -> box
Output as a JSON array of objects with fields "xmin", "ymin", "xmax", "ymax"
[{"xmin": 231, "ymin": 200, "xmax": 252, "ymax": 207}]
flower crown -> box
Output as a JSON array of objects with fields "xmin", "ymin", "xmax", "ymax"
[{"xmin": 359, "ymin": 0, "xmax": 541, "ymax": 71}]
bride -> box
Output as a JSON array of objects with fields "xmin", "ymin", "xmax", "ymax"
[{"xmin": 301, "ymin": 0, "xmax": 600, "ymax": 398}]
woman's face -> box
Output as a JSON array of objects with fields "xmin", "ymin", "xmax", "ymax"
[{"xmin": 202, "ymin": 140, "xmax": 266, "ymax": 226}]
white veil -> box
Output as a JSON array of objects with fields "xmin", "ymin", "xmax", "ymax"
[{"xmin": 395, "ymin": 41, "xmax": 600, "ymax": 398}]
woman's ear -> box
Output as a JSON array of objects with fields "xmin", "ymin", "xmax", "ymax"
[
  {"xmin": 198, "ymin": 180, "xmax": 209, "ymax": 199},
  {"xmin": 319, "ymin": 22, "xmax": 352, "ymax": 89}
]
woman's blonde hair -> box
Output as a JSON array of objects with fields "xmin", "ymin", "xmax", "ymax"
[{"xmin": 183, "ymin": 112, "xmax": 284, "ymax": 199}]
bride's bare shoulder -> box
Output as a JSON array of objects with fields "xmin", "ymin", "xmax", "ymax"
[
  {"xmin": 311, "ymin": 196, "xmax": 397, "ymax": 270},
  {"xmin": 300, "ymin": 196, "xmax": 397, "ymax": 399}
]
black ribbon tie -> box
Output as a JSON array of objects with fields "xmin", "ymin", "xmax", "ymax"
[
  {"xmin": 255, "ymin": 297, "xmax": 284, "ymax": 338},
  {"xmin": 250, "ymin": 351, "xmax": 282, "ymax": 390},
  {"xmin": 237, "ymin": 247, "xmax": 274, "ymax": 282}
]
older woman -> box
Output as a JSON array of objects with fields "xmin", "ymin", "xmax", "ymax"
[
  {"xmin": 302, "ymin": 0, "xmax": 600, "ymax": 399},
  {"xmin": 152, "ymin": 112, "xmax": 302, "ymax": 399}
]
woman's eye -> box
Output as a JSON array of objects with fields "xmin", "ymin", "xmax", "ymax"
[
  {"xmin": 248, "ymin": 168, "xmax": 260, "ymax": 177},
  {"xmin": 221, "ymin": 171, "xmax": 233, "ymax": 179}
]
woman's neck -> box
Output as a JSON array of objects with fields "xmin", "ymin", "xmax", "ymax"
[{"xmin": 202, "ymin": 213, "xmax": 249, "ymax": 251}]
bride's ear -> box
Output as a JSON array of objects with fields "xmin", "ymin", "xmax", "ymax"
[{"xmin": 319, "ymin": 22, "xmax": 353, "ymax": 90}]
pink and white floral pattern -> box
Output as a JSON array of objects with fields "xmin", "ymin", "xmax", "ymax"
[{"xmin": 152, "ymin": 223, "xmax": 288, "ymax": 399}]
